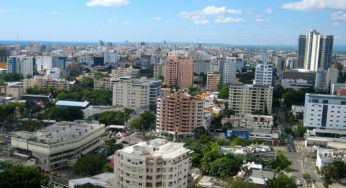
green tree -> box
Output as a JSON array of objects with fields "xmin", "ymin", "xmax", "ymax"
[
  {"xmin": 73, "ymin": 154, "xmax": 108, "ymax": 176},
  {"xmin": 209, "ymin": 154, "xmax": 243, "ymax": 178},
  {"xmin": 218, "ymin": 84, "xmax": 230, "ymax": 99},
  {"xmin": 129, "ymin": 117, "xmax": 143, "ymax": 130},
  {"xmin": 46, "ymin": 106, "xmax": 83, "ymax": 121},
  {"xmin": 295, "ymin": 124, "xmax": 307, "ymax": 138},
  {"xmin": 92, "ymin": 110, "xmax": 129, "ymax": 125},
  {"xmin": 75, "ymin": 183, "xmax": 104, "ymax": 188},
  {"xmin": 102, "ymin": 163, "xmax": 113, "ymax": 173},
  {"xmin": 0, "ymin": 162, "xmax": 47, "ymax": 188},
  {"xmin": 140, "ymin": 111, "xmax": 156, "ymax": 130},
  {"xmin": 265, "ymin": 174, "xmax": 297, "ymax": 188},
  {"xmin": 18, "ymin": 121, "xmax": 47, "ymax": 132},
  {"xmin": 267, "ymin": 151, "xmax": 292, "ymax": 171}
]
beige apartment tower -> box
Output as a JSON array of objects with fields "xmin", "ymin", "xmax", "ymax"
[
  {"xmin": 164, "ymin": 56, "xmax": 193, "ymax": 88},
  {"xmin": 206, "ymin": 72, "xmax": 220, "ymax": 91}
]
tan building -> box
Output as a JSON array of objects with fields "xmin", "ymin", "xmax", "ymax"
[
  {"xmin": 228, "ymin": 84, "xmax": 273, "ymax": 115},
  {"xmin": 156, "ymin": 92, "xmax": 204, "ymax": 136},
  {"xmin": 11, "ymin": 121, "xmax": 105, "ymax": 170},
  {"xmin": 0, "ymin": 82, "xmax": 24, "ymax": 100},
  {"xmin": 206, "ymin": 72, "xmax": 220, "ymax": 91},
  {"xmin": 114, "ymin": 139, "xmax": 192, "ymax": 188},
  {"xmin": 23, "ymin": 76, "xmax": 70, "ymax": 92},
  {"xmin": 165, "ymin": 56, "xmax": 193, "ymax": 88},
  {"xmin": 112, "ymin": 78, "xmax": 150, "ymax": 110},
  {"xmin": 154, "ymin": 63, "xmax": 165, "ymax": 79},
  {"xmin": 222, "ymin": 114, "xmax": 274, "ymax": 130},
  {"xmin": 111, "ymin": 66, "xmax": 140, "ymax": 79},
  {"xmin": 94, "ymin": 77, "xmax": 117, "ymax": 90}
]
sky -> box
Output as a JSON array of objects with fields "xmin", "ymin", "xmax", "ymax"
[{"xmin": 0, "ymin": 0, "xmax": 346, "ymax": 45}]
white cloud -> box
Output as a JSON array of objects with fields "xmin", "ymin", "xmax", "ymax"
[
  {"xmin": 265, "ymin": 8, "xmax": 273, "ymax": 14},
  {"xmin": 123, "ymin": 21, "xmax": 130, "ymax": 25},
  {"xmin": 108, "ymin": 16, "xmax": 117, "ymax": 22},
  {"xmin": 153, "ymin": 17, "xmax": 163, "ymax": 21},
  {"xmin": 331, "ymin": 11, "xmax": 346, "ymax": 21},
  {"xmin": 195, "ymin": 19, "xmax": 209, "ymax": 24},
  {"xmin": 86, "ymin": 0, "xmax": 130, "ymax": 7},
  {"xmin": 214, "ymin": 16, "xmax": 244, "ymax": 23},
  {"xmin": 256, "ymin": 18, "xmax": 264, "ymax": 22},
  {"xmin": 50, "ymin": 11, "xmax": 59, "ymax": 15},
  {"xmin": 282, "ymin": 0, "xmax": 346, "ymax": 11},
  {"xmin": 180, "ymin": 6, "xmax": 243, "ymax": 24},
  {"xmin": 332, "ymin": 22, "xmax": 340, "ymax": 27}
]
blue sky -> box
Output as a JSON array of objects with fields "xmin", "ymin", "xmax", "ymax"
[{"xmin": 0, "ymin": 0, "xmax": 346, "ymax": 45}]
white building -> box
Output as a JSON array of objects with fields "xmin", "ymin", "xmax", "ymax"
[
  {"xmin": 45, "ymin": 67, "xmax": 61, "ymax": 79},
  {"xmin": 36, "ymin": 56, "xmax": 53, "ymax": 72},
  {"xmin": 11, "ymin": 121, "xmax": 105, "ymax": 170},
  {"xmin": 112, "ymin": 78, "xmax": 150, "ymax": 110},
  {"xmin": 254, "ymin": 61, "xmax": 273, "ymax": 86},
  {"xmin": 330, "ymin": 83, "xmax": 346, "ymax": 95},
  {"xmin": 114, "ymin": 139, "xmax": 193, "ymax": 188},
  {"xmin": 222, "ymin": 57, "xmax": 237, "ymax": 84},
  {"xmin": 316, "ymin": 148, "xmax": 345, "ymax": 169},
  {"xmin": 304, "ymin": 93, "xmax": 346, "ymax": 130},
  {"xmin": 104, "ymin": 51, "xmax": 118, "ymax": 64},
  {"xmin": 7, "ymin": 56, "xmax": 34, "ymax": 77},
  {"xmin": 193, "ymin": 60, "xmax": 210, "ymax": 74}
]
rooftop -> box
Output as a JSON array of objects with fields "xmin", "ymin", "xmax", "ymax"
[
  {"xmin": 55, "ymin": 100, "xmax": 90, "ymax": 108},
  {"xmin": 13, "ymin": 121, "xmax": 104, "ymax": 144},
  {"xmin": 120, "ymin": 138, "xmax": 192, "ymax": 159}
]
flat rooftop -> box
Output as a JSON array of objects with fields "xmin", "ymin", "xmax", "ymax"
[
  {"xmin": 55, "ymin": 100, "xmax": 90, "ymax": 108},
  {"xmin": 13, "ymin": 121, "xmax": 104, "ymax": 144},
  {"xmin": 120, "ymin": 138, "xmax": 192, "ymax": 159}
]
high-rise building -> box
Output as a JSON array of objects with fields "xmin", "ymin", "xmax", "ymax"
[
  {"xmin": 326, "ymin": 65, "xmax": 339, "ymax": 89},
  {"xmin": 207, "ymin": 72, "xmax": 220, "ymax": 91},
  {"xmin": 52, "ymin": 56, "xmax": 67, "ymax": 76},
  {"xmin": 111, "ymin": 66, "xmax": 140, "ymax": 79},
  {"xmin": 228, "ymin": 84, "xmax": 273, "ymax": 115},
  {"xmin": 112, "ymin": 78, "xmax": 150, "ymax": 110},
  {"xmin": 303, "ymin": 93, "xmax": 346, "ymax": 130},
  {"xmin": 149, "ymin": 80, "xmax": 161, "ymax": 111},
  {"xmin": 164, "ymin": 56, "xmax": 193, "ymax": 88},
  {"xmin": 210, "ymin": 57, "xmax": 236, "ymax": 84},
  {"xmin": 298, "ymin": 29, "xmax": 334, "ymax": 71},
  {"xmin": 23, "ymin": 76, "xmax": 70, "ymax": 92},
  {"xmin": 36, "ymin": 56, "xmax": 53, "ymax": 72},
  {"xmin": 254, "ymin": 61, "xmax": 273, "ymax": 86},
  {"xmin": 154, "ymin": 63, "xmax": 166, "ymax": 79},
  {"xmin": 315, "ymin": 68, "xmax": 327, "ymax": 91},
  {"xmin": 114, "ymin": 139, "xmax": 192, "ymax": 188},
  {"xmin": 103, "ymin": 51, "xmax": 118, "ymax": 64},
  {"xmin": 7, "ymin": 56, "xmax": 34, "ymax": 77},
  {"xmin": 156, "ymin": 92, "xmax": 204, "ymax": 136},
  {"xmin": 193, "ymin": 60, "xmax": 210, "ymax": 74}
]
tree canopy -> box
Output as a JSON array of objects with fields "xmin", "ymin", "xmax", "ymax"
[
  {"xmin": 73, "ymin": 154, "xmax": 108, "ymax": 176},
  {"xmin": 265, "ymin": 174, "xmax": 297, "ymax": 188}
]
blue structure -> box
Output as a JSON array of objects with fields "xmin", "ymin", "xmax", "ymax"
[{"xmin": 226, "ymin": 130, "xmax": 250, "ymax": 140}]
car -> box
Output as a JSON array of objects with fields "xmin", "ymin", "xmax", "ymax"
[{"xmin": 296, "ymin": 180, "xmax": 302, "ymax": 186}]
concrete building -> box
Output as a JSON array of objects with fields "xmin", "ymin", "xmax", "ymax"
[
  {"xmin": 164, "ymin": 56, "xmax": 193, "ymax": 88},
  {"xmin": 45, "ymin": 67, "xmax": 61, "ymax": 79},
  {"xmin": 114, "ymin": 139, "xmax": 193, "ymax": 188},
  {"xmin": 316, "ymin": 148, "xmax": 345, "ymax": 169},
  {"xmin": 298, "ymin": 29, "xmax": 334, "ymax": 71},
  {"xmin": 7, "ymin": 56, "xmax": 34, "ymax": 77},
  {"xmin": 303, "ymin": 93, "xmax": 346, "ymax": 130},
  {"xmin": 193, "ymin": 60, "xmax": 210, "ymax": 74},
  {"xmin": 112, "ymin": 78, "xmax": 150, "ymax": 110},
  {"xmin": 156, "ymin": 92, "xmax": 204, "ymax": 136},
  {"xmin": 154, "ymin": 63, "xmax": 165, "ymax": 79},
  {"xmin": 52, "ymin": 56, "xmax": 67, "ymax": 76},
  {"xmin": 149, "ymin": 80, "xmax": 161, "ymax": 111},
  {"xmin": 0, "ymin": 82, "xmax": 24, "ymax": 100},
  {"xmin": 219, "ymin": 145, "xmax": 276, "ymax": 161},
  {"xmin": 103, "ymin": 51, "xmax": 118, "ymax": 64},
  {"xmin": 36, "ymin": 56, "xmax": 53, "ymax": 72},
  {"xmin": 326, "ymin": 66, "xmax": 339, "ymax": 89},
  {"xmin": 222, "ymin": 114, "xmax": 274, "ymax": 130},
  {"xmin": 69, "ymin": 172, "xmax": 114, "ymax": 188},
  {"xmin": 315, "ymin": 68, "xmax": 327, "ymax": 91},
  {"xmin": 228, "ymin": 84, "xmax": 273, "ymax": 115},
  {"xmin": 226, "ymin": 128, "xmax": 280, "ymax": 145},
  {"xmin": 254, "ymin": 61, "xmax": 273, "ymax": 86},
  {"xmin": 206, "ymin": 72, "xmax": 220, "ymax": 92},
  {"xmin": 111, "ymin": 66, "xmax": 140, "ymax": 79},
  {"xmin": 94, "ymin": 77, "xmax": 117, "ymax": 90},
  {"xmin": 23, "ymin": 76, "xmax": 70, "ymax": 92},
  {"xmin": 11, "ymin": 121, "xmax": 105, "ymax": 170},
  {"xmin": 222, "ymin": 57, "xmax": 237, "ymax": 84},
  {"xmin": 330, "ymin": 83, "xmax": 346, "ymax": 95},
  {"xmin": 280, "ymin": 70, "xmax": 316, "ymax": 90}
]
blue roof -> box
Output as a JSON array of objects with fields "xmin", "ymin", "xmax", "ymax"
[{"xmin": 55, "ymin": 100, "xmax": 90, "ymax": 108}]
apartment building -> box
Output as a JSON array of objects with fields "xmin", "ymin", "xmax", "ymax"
[
  {"xmin": 11, "ymin": 121, "xmax": 105, "ymax": 170},
  {"xmin": 7, "ymin": 56, "xmax": 34, "ymax": 77},
  {"xmin": 254, "ymin": 61, "xmax": 273, "ymax": 86},
  {"xmin": 156, "ymin": 92, "xmax": 204, "ymax": 136},
  {"xmin": 193, "ymin": 60, "xmax": 210, "ymax": 74},
  {"xmin": 164, "ymin": 56, "xmax": 193, "ymax": 88},
  {"xmin": 112, "ymin": 78, "xmax": 150, "ymax": 110},
  {"xmin": 94, "ymin": 77, "xmax": 117, "ymax": 90},
  {"xmin": 303, "ymin": 93, "xmax": 346, "ymax": 130},
  {"xmin": 114, "ymin": 139, "xmax": 193, "ymax": 188},
  {"xmin": 206, "ymin": 72, "xmax": 220, "ymax": 91},
  {"xmin": 111, "ymin": 66, "xmax": 140, "ymax": 79},
  {"xmin": 154, "ymin": 63, "xmax": 165, "ymax": 79},
  {"xmin": 316, "ymin": 148, "xmax": 345, "ymax": 169},
  {"xmin": 228, "ymin": 84, "xmax": 273, "ymax": 115},
  {"xmin": 222, "ymin": 114, "xmax": 274, "ymax": 130},
  {"xmin": 23, "ymin": 76, "xmax": 70, "ymax": 92}
]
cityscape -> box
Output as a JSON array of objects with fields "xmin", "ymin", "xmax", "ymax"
[{"xmin": 0, "ymin": 1, "xmax": 346, "ymax": 188}]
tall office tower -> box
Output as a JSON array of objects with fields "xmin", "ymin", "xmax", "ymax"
[
  {"xmin": 103, "ymin": 51, "xmax": 118, "ymax": 64},
  {"xmin": 222, "ymin": 57, "xmax": 237, "ymax": 84},
  {"xmin": 326, "ymin": 65, "xmax": 339, "ymax": 89},
  {"xmin": 315, "ymin": 68, "xmax": 327, "ymax": 91},
  {"xmin": 114, "ymin": 139, "xmax": 192, "ymax": 188},
  {"xmin": 207, "ymin": 72, "xmax": 220, "ymax": 91},
  {"xmin": 254, "ymin": 61, "xmax": 273, "ymax": 86},
  {"xmin": 193, "ymin": 60, "xmax": 210, "ymax": 74},
  {"xmin": 304, "ymin": 93, "xmax": 346, "ymax": 130},
  {"xmin": 156, "ymin": 92, "xmax": 204, "ymax": 136},
  {"xmin": 228, "ymin": 84, "xmax": 273, "ymax": 115},
  {"xmin": 7, "ymin": 56, "xmax": 33, "ymax": 77},
  {"xmin": 112, "ymin": 78, "xmax": 150, "ymax": 110},
  {"xmin": 52, "ymin": 56, "xmax": 67, "ymax": 76},
  {"xmin": 164, "ymin": 56, "xmax": 193, "ymax": 88},
  {"xmin": 149, "ymin": 80, "xmax": 161, "ymax": 111},
  {"xmin": 36, "ymin": 56, "xmax": 53, "ymax": 72},
  {"xmin": 298, "ymin": 29, "xmax": 334, "ymax": 71}
]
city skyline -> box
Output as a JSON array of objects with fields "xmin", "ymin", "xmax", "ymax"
[{"xmin": 0, "ymin": 0, "xmax": 346, "ymax": 45}]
